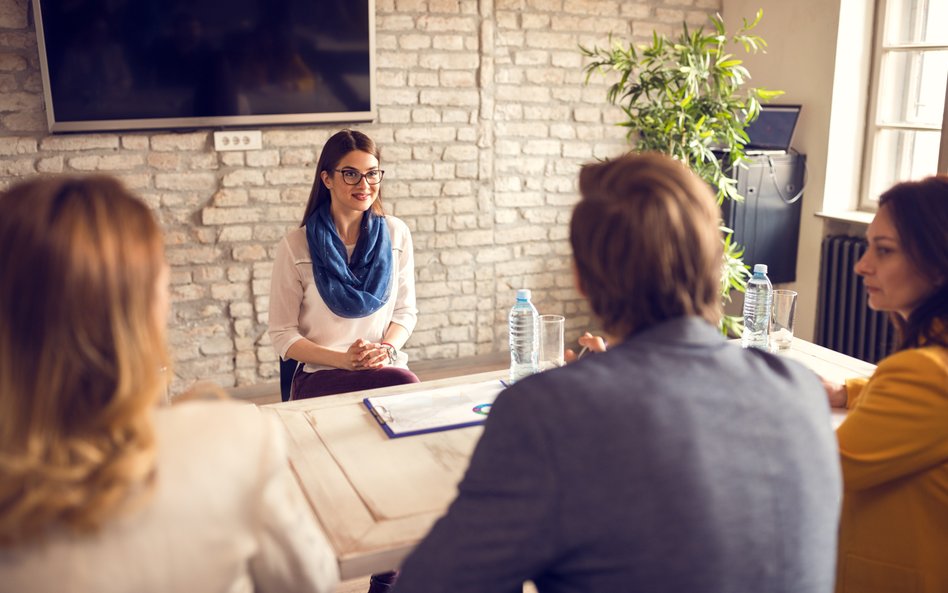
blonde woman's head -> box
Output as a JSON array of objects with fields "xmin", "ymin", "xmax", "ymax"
[{"xmin": 0, "ymin": 175, "xmax": 168, "ymax": 544}]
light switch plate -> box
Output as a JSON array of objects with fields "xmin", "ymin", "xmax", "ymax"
[{"xmin": 213, "ymin": 130, "xmax": 262, "ymax": 151}]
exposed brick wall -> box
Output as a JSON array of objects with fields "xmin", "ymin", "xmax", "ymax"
[{"xmin": 0, "ymin": 0, "xmax": 719, "ymax": 390}]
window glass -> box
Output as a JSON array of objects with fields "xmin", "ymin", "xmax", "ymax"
[
  {"xmin": 867, "ymin": 128, "xmax": 941, "ymax": 201},
  {"xmin": 877, "ymin": 49, "xmax": 948, "ymax": 125},
  {"xmin": 883, "ymin": 0, "xmax": 948, "ymax": 44}
]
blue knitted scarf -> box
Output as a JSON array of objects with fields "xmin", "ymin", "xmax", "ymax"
[{"xmin": 305, "ymin": 202, "xmax": 393, "ymax": 318}]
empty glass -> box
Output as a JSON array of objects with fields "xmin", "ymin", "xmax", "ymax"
[{"xmin": 539, "ymin": 315, "xmax": 565, "ymax": 371}]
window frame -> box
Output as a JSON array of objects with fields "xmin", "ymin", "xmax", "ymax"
[{"xmin": 859, "ymin": 0, "xmax": 948, "ymax": 210}]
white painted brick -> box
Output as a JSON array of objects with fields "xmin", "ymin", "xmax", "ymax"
[
  {"xmin": 233, "ymin": 244, "xmax": 268, "ymax": 261},
  {"xmin": 496, "ymin": 85, "xmax": 551, "ymax": 102},
  {"xmin": 212, "ymin": 188, "xmax": 249, "ymax": 207},
  {"xmin": 68, "ymin": 153, "xmax": 144, "ymax": 171},
  {"xmin": 37, "ymin": 156, "xmax": 64, "ymax": 173},
  {"xmin": 410, "ymin": 107, "xmax": 441, "ymax": 123},
  {"xmin": 395, "ymin": 200, "xmax": 437, "ymax": 217},
  {"xmin": 409, "ymin": 71, "xmax": 440, "ymax": 87},
  {"xmin": 428, "ymin": 0, "xmax": 462, "ymax": 11},
  {"xmin": 211, "ymin": 283, "xmax": 249, "ymax": 300},
  {"xmin": 186, "ymin": 153, "xmax": 218, "ymax": 170},
  {"xmin": 440, "ymin": 70, "xmax": 477, "ymax": 87},
  {"xmin": 222, "ymin": 169, "xmax": 265, "ymax": 187},
  {"xmin": 523, "ymin": 139, "xmax": 561, "ymax": 155},
  {"xmin": 416, "ymin": 15, "xmax": 475, "ymax": 32},
  {"xmin": 442, "ymin": 180, "xmax": 473, "ymax": 196},
  {"xmin": 419, "ymin": 53, "xmax": 480, "ymax": 70},
  {"xmin": 377, "ymin": 70, "xmax": 408, "ymax": 87},
  {"xmin": 378, "ymin": 14, "xmax": 416, "ymax": 30},
  {"xmin": 0, "ymin": 92, "xmax": 40, "ymax": 112},
  {"xmin": 122, "ymin": 135, "xmax": 149, "ymax": 150},
  {"xmin": 551, "ymin": 51, "xmax": 583, "ymax": 68},
  {"xmin": 281, "ymin": 148, "xmax": 317, "ymax": 166},
  {"xmin": 40, "ymin": 135, "xmax": 119, "ymax": 151},
  {"xmin": 563, "ymin": 0, "xmax": 619, "ymax": 16},
  {"xmin": 513, "ymin": 50, "xmax": 549, "ymax": 66},
  {"xmin": 432, "ymin": 35, "xmax": 466, "ymax": 50},
  {"xmin": 378, "ymin": 52, "xmax": 420, "ymax": 69},
  {"xmin": 264, "ymin": 168, "xmax": 311, "ymax": 185},
  {"xmin": 151, "ymin": 133, "xmax": 208, "ymax": 151},
  {"xmin": 202, "ymin": 207, "xmax": 261, "ymax": 225},
  {"xmin": 381, "ymin": 88, "xmax": 422, "ymax": 105},
  {"xmin": 264, "ymin": 129, "xmax": 330, "ymax": 147},
  {"xmin": 526, "ymin": 68, "xmax": 566, "ymax": 85},
  {"xmin": 247, "ymin": 150, "xmax": 280, "ymax": 167},
  {"xmin": 455, "ymin": 161, "xmax": 477, "ymax": 178},
  {"xmin": 147, "ymin": 153, "xmax": 180, "ymax": 170},
  {"xmin": 573, "ymin": 106, "xmax": 602, "ymax": 122},
  {"xmin": 0, "ymin": 136, "xmax": 36, "ymax": 155},
  {"xmin": 400, "ymin": 34, "xmax": 432, "ymax": 50},
  {"xmin": 0, "ymin": 157, "xmax": 35, "ymax": 176},
  {"xmin": 219, "ymin": 226, "xmax": 253, "ymax": 242}
]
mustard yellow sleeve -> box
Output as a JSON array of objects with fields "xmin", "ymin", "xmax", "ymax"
[
  {"xmin": 843, "ymin": 377, "xmax": 868, "ymax": 408},
  {"xmin": 836, "ymin": 348, "xmax": 948, "ymax": 491}
]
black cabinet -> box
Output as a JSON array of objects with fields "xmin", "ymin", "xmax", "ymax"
[{"xmin": 721, "ymin": 152, "xmax": 805, "ymax": 284}]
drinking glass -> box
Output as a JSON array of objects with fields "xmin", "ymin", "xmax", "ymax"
[
  {"xmin": 539, "ymin": 315, "xmax": 565, "ymax": 371},
  {"xmin": 770, "ymin": 289, "xmax": 798, "ymax": 352}
]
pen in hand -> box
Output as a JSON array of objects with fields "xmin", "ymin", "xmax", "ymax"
[{"xmin": 577, "ymin": 345, "xmax": 589, "ymax": 360}]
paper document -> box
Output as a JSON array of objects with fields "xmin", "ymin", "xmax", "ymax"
[{"xmin": 364, "ymin": 380, "xmax": 505, "ymax": 438}]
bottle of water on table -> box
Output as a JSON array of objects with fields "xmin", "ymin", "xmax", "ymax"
[
  {"xmin": 509, "ymin": 288, "xmax": 539, "ymax": 383},
  {"xmin": 742, "ymin": 264, "xmax": 773, "ymax": 350}
]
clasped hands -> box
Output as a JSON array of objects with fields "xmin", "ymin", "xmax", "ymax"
[{"xmin": 342, "ymin": 338, "xmax": 392, "ymax": 371}]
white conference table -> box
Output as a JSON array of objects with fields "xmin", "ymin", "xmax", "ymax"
[{"xmin": 261, "ymin": 338, "xmax": 876, "ymax": 580}]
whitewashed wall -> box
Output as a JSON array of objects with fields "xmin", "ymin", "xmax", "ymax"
[{"xmin": 0, "ymin": 0, "xmax": 719, "ymax": 390}]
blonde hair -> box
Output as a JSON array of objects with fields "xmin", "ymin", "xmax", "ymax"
[
  {"xmin": 571, "ymin": 152, "xmax": 723, "ymax": 339},
  {"xmin": 0, "ymin": 175, "xmax": 169, "ymax": 545}
]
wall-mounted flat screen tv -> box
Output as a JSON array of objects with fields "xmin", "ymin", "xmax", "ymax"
[{"xmin": 32, "ymin": 0, "xmax": 376, "ymax": 133}]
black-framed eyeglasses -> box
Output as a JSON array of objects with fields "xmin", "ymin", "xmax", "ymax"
[{"xmin": 334, "ymin": 168, "xmax": 384, "ymax": 185}]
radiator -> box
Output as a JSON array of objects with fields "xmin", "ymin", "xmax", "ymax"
[{"xmin": 815, "ymin": 236, "xmax": 893, "ymax": 364}]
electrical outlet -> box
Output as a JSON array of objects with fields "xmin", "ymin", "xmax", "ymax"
[{"xmin": 213, "ymin": 130, "xmax": 262, "ymax": 151}]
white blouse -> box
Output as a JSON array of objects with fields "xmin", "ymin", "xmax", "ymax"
[
  {"xmin": 268, "ymin": 216, "xmax": 418, "ymax": 373},
  {"xmin": 0, "ymin": 401, "xmax": 339, "ymax": 593}
]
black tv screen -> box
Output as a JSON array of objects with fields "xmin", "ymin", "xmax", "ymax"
[{"xmin": 33, "ymin": 0, "xmax": 375, "ymax": 133}]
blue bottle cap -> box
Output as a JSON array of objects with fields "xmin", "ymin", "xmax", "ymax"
[
  {"xmin": 516, "ymin": 288, "xmax": 531, "ymax": 301},
  {"xmin": 753, "ymin": 264, "xmax": 768, "ymax": 274}
]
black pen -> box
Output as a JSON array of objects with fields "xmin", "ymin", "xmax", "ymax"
[{"xmin": 577, "ymin": 346, "xmax": 589, "ymax": 359}]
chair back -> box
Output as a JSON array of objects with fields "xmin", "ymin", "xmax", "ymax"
[{"xmin": 279, "ymin": 358, "xmax": 299, "ymax": 402}]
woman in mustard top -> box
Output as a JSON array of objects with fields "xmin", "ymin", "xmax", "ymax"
[{"xmin": 824, "ymin": 175, "xmax": 948, "ymax": 593}]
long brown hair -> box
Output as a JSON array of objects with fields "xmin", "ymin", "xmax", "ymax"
[
  {"xmin": 877, "ymin": 175, "xmax": 948, "ymax": 350},
  {"xmin": 300, "ymin": 129, "xmax": 383, "ymax": 225},
  {"xmin": 571, "ymin": 152, "xmax": 723, "ymax": 339},
  {"xmin": 0, "ymin": 175, "xmax": 168, "ymax": 545}
]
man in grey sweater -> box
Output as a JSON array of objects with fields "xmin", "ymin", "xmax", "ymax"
[{"xmin": 393, "ymin": 153, "xmax": 841, "ymax": 593}]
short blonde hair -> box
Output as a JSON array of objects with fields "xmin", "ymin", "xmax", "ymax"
[
  {"xmin": 570, "ymin": 152, "xmax": 723, "ymax": 339},
  {"xmin": 0, "ymin": 175, "xmax": 168, "ymax": 545}
]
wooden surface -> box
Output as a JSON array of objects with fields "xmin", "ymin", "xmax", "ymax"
[
  {"xmin": 230, "ymin": 351, "xmax": 509, "ymax": 406},
  {"xmin": 263, "ymin": 338, "xmax": 877, "ymax": 581}
]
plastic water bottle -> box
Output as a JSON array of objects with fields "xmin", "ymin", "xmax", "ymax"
[
  {"xmin": 742, "ymin": 264, "xmax": 773, "ymax": 350},
  {"xmin": 508, "ymin": 288, "xmax": 539, "ymax": 383}
]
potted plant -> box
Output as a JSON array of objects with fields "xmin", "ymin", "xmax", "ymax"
[{"xmin": 581, "ymin": 10, "xmax": 784, "ymax": 335}]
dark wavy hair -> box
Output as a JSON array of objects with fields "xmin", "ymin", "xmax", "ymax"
[
  {"xmin": 299, "ymin": 129, "xmax": 383, "ymax": 226},
  {"xmin": 877, "ymin": 175, "xmax": 948, "ymax": 351}
]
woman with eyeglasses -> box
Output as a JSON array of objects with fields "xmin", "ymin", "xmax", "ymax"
[
  {"xmin": 268, "ymin": 129, "xmax": 419, "ymax": 404},
  {"xmin": 0, "ymin": 176, "xmax": 338, "ymax": 593},
  {"xmin": 822, "ymin": 175, "xmax": 948, "ymax": 593}
]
